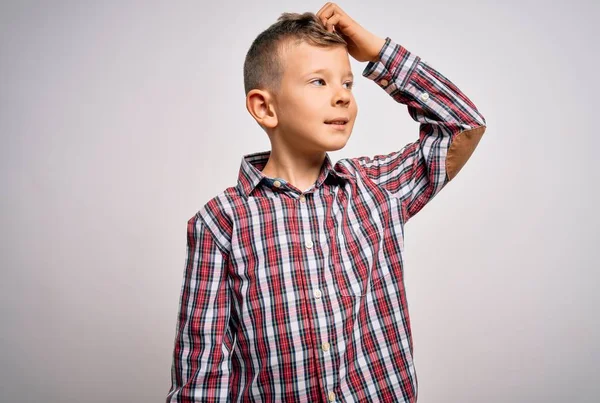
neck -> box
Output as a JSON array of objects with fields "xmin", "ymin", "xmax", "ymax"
[{"xmin": 261, "ymin": 146, "xmax": 326, "ymax": 193}]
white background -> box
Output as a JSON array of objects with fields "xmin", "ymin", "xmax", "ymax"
[{"xmin": 1, "ymin": 0, "xmax": 598, "ymax": 402}]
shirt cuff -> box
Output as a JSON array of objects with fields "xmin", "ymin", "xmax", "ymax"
[{"xmin": 361, "ymin": 37, "xmax": 421, "ymax": 93}]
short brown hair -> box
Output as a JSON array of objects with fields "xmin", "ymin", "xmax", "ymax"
[{"xmin": 243, "ymin": 12, "xmax": 347, "ymax": 97}]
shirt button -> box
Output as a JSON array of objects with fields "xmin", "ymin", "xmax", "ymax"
[
  {"xmin": 380, "ymin": 79, "xmax": 388, "ymax": 86},
  {"xmin": 273, "ymin": 180, "xmax": 282, "ymax": 188},
  {"xmin": 322, "ymin": 342, "xmax": 330, "ymax": 352},
  {"xmin": 305, "ymin": 239, "xmax": 313, "ymax": 249},
  {"xmin": 420, "ymin": 92, "xmax": 429, "ymax": 101},
  {"xmin": 328, "ymin": 391, "xmax": 336, "ymax": 401},
  {"xmin": 314, "ymin": 289, "xmax": 322, "ymax": 299},
  {"xmin": 299, "ymin": 195, "xmax": 306, "ymax": 203}
]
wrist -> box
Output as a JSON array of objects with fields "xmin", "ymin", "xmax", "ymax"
[{"xmin": 369, "ymin": 36, "xmax": 387, "ymax": 62}]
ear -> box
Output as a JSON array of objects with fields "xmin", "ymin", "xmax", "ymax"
[{"xmin": 246, "ymin": 89, "xmax": 278, "ymax": 129}]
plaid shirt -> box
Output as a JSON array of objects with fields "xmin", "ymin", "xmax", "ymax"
[{"xmin": 167, "ymin": 36, "xmax": 487, "ymax": 402}]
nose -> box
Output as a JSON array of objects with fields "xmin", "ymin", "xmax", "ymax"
[{"xmin": 332, "ymin": 85, "xmax": 351, "ymax": 106}]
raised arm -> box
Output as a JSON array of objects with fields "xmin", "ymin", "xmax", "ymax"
[{"xmin": 355, "ymin": 37, "xmax": 487, "ymax": 223}]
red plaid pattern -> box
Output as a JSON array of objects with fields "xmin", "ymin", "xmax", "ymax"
[{"xmin": 167, "ymin": 37, "xmax": 486, "ymax": 402}]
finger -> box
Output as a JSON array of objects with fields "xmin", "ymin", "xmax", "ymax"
[
  {"xmin": 323, "ymin": 2, "xmax": 346, "ymax": 19},
  {"xmin": 317, "ymin": 2, "xmax": 335, "ymax": 25},
  {"xmin": 315, "ymin": 2, "xmax": 331, "ymax": 18},
  {"xmin": 320, "ymin": 3, "xmax": 339, "ymax": 27},
  {"xmin": 319, "ymin": 3, "xmax": 336, "ymax": 20},
  {"xmin": 325, "ymin": 14, "xmax": 341, "ymax": 33}
]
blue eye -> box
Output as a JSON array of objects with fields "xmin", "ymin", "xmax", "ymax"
[{"xmin": 311, "ymin": 79, "xmax": 354, "ymax": 89}]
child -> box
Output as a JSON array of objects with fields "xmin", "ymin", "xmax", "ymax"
[{"xmin": 167, "ymin": 3, "xmax": 486, "ymax": 402}]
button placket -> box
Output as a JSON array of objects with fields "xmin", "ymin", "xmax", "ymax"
[{"xmin": 299, "ymin": 192, "xmax": 322, "ymax": 302}]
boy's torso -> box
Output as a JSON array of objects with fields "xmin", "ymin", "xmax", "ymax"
[{"xmin": 196, "ymin": 150, "xmax": 418, "ymax": 402}]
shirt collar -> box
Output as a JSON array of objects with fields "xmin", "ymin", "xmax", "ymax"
[{"xmin": 237, "ymin": 149, "xmax": 352, "ymax": 198}]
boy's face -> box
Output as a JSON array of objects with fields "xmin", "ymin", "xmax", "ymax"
[{"xmin": 271, "ymin": 41, "xmax": 357, "ymax": 153}]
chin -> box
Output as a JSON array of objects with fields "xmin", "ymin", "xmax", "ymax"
[
  {"xmin": 323, "ymin": 137, "xmax": 350, "ymax": 152},
  {"xmin": 303, "ymin": 131, "xmax": 351, "ymax": 153}
]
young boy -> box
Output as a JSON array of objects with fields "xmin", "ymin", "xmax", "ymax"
[{"xmin": 167, "ymin": 3, "xmax": 486, "ymax": 402}]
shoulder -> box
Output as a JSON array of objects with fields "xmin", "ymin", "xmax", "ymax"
[
  {"xmin": 335, "ymin": 157, "xmax": 362, "ymax": 174},
  {"xmin": 191, "ymin": 185, "xmax": 242, "ymax": 255},
  {"xmin": 332, "ymin": 156, "xmax": 370, "ymax": 183}
]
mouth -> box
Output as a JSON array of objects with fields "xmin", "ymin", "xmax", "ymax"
[{"xmin": 324, "ymin": 118, "xmax": 349, "ymax": 130}]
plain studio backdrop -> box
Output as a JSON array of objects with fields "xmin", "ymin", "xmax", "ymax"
[{"xmin": 1, "ymin": 0, "xmax": 598, "ymax": 402}]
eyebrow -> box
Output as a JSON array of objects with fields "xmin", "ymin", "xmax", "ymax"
[{"xmin": 305, "ymin": 69, "xmax": 354, "ymax": 79}]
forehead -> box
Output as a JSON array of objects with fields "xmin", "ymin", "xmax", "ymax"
[{"xmin": 280, "ymin": 41, "xmax": 352, "ymax": 79}]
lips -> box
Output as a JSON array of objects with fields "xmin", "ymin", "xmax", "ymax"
[{"xmin": 324, "ymin": 117, "xmax": 349, "ymax": 125}]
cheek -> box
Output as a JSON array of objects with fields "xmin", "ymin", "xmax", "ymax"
[
  {"xmin": 295, "ymin": 104, "xmax": 325, "ymax": 126},
  {"xmin": 282, "ymin": 97, "xmax": 316, "ymax": 119},
  {"xmin": 278, "ymin": 103, "xmax": 302, "ymax": 127}
]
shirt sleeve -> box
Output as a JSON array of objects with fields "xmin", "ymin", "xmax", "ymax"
[
  {"xmin": 354, "ymin": 37, "xmax": 487, "ymax": 224},
  {"xmin": 166, "ymin": 213, "xmax": 235, "ymax": 402}
]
